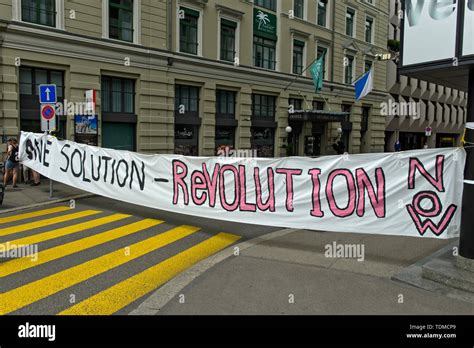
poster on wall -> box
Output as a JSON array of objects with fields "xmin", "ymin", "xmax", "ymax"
[
  {"xmin": 20, "ymin": 132, "xmax": 466, "ymax": 239},
  {"xmin": 463, "ymin": 0, "xmax": 474, "ymax": 56},
  {"xmin": 74, "ymin": 114, "xmax": 98, "ymax": 146},
  {"xmin": 403, "ymin": 0, "xmax": 458, "ymax": 65}
]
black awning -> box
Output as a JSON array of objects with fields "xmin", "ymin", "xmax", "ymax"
[{"xmin": 289, "ymin": 110, "xmax": 350, "ymax": 123}]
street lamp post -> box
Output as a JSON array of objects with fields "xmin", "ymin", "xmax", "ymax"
[
  {"xmin": 460, "ymin": 67, "xmax": 474, "ymax": 259},
  {"xmin": 285, "ymin": 126, "xmax": 293, "ymax": 156}
]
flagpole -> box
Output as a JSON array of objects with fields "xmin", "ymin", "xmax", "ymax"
[
  {"xmin": 318, "ymin": 92, "xmax": 332, "ymax": 111},
  {"xmin": 297, "ymin": 91, "xmax": 312, "ymax": 110},
  {"xmin": 284, "ymin": 52, "xmax": 332, "ymax": 111},
  {"xmin": 352, "ymin": 66, "xmax": 373, "ymax": 85},
  {"xmin": 283, "ymin": 55, "xmax": 321, "ymax": 91}
]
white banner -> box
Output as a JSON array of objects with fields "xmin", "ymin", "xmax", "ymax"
[
  {"xmin": 464, "ymin": 0, "xmax": 474, "ymax": 56},
  {"xmin": 403, "ymin": 0, "xmax": 458, "ymax": 65},
  {"xmin": 19, "ymin": 132, "xmax": 466, "ymax": 239}
]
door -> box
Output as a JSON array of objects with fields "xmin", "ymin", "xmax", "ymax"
[{"xmin": 102, "ymin": 122, "xmax": 135, "ymax": 151}]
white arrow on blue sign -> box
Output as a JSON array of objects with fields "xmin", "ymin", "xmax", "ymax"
[{"xmin": 39, "ymin": 84, "xmax": 57, "ymax": 104}]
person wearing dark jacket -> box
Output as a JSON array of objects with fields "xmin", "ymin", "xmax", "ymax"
[
  {"xmin": 332, "ymin": 140, "xmax": 346, "ymax": 155},
  {"xmin": 4, "ymin": 138, "xmax": 20, "ymax": 188}
]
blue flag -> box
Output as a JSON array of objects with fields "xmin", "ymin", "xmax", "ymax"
[{"xmin": 354, "ymin": 69, "xmax": 374, "ymax": 101}]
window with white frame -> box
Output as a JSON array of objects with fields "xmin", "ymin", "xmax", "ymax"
[
  {"xmin": 317, "ymin": 45, "xmax": 329, "ymax": 80},
  {"xmin": 293, "ymin": 0, "xmax": 304, "ymax": 19},
  {"xmin": 365, "ymin": 16, "xmax": 374, "ymax": 43},
  {"xmin": 344, "ymin": 54, "xmax": 355, "ymax": 85},
  {"xmin": 109, "ymin": 0, "xmax": 134, "ymax": 42},
  {"xmin": 317, "ymin": 0, "xmax": 329, "ymax": 27},
  {"xmin": 346, "ymin": 7, "xmax": 356, "ymax": 37},
  {"xmin": 179, "ymin": 6, "xmax": 202, "ymax": 55},
  {"xmin": 13, "ymin": 0, "xmax": 64, "ymax": 29},
  {"xmin": 220, "ymin": 18, "xmax": 238, "ymax": 62},
  {"xmin": 364, "ymin": 59, "xmax": 373, "ymax": 72},
  {"xmin": 102, "ymin": 0, "xmax": 140, "ymax": 43},
  {"xmin": 292, "ymin": 39, "xmax": 305, "ymax": 75}
]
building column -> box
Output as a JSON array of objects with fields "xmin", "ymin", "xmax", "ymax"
[
  {"xmin": 237, "ymin": 86, "xmax": 252, "ymax": 150},
  {"xmin": 350, "ymin": 103, "xmax": 362, "ymax": 154},
  {"xmin": 137, "ymin": 70, "xmax": 174, "ymax": 154},
  {"xmin": 276, "ymin": 91, "xmax": 290, "ymax": 157},
  {"xmin": 460, "ymin": 67, "xmax": 474, "ymax": 259},
  {"xmin": 369, "ymin": 102, "xmax": 386, "ymax": 153},
  {"xmin": 201, "ymin": 82, "xmax": 217, "ymax": 156},
  {"xmin": 0, "ymin": 52, "xmax": 20, "ymax": 154},
  {"xmin": 325, "ymin": 96, "xmax": 342, "ymax": 155},
  {"xmin": 69, "ymin": 64, "xmax": 100, "ymax": 142}
]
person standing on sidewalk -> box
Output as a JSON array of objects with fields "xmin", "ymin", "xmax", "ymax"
[
  {"xmin": 3, "ymin": 138, "xmax": 20, "ymax": 188},
  {"xmin": 30, "ymin": 169, "xmax": 41, "ymax": 186}
]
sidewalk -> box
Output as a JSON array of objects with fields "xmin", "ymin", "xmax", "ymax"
[
  {"xmin": 134, "ymin": 229, "xmax": 474, "ymax": 315},
  {"xmin": 0, "ymin": 179, "xmax": 91, "ymax": 212}
]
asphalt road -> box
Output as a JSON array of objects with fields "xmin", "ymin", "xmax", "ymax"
[{"xmin": 0, "ymin": 196, "xmax": 279, "ymax": 315}]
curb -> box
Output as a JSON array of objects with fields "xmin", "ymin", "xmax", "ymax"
[
  {"xmin": 0, "ymin": 193, "xmax": 95, "ymax": 214},
  {"xmin": 129, "ymin": 228, "xmax": 299, "ymax": 315}
]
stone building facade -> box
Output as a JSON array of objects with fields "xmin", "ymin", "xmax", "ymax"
[{"xmin": 0, "ymin": 0, "xmax": 390, "ymax": 157}]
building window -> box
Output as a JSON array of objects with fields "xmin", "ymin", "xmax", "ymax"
[
  {"xmin": 216, "ymin": 90, "xmax": 237, "ymax": 152},
  {"xmin": 365, "ymin": 60, "xmax": 373, "ymax": 72},
  {"xmin": 313, "ymin": 100, "xmax": 325, "ymax": 110},
  {"xmin": 109, "ymin": 0, "xmax": 134, "ymax": 42},
  {"xmin": 220, "ymin": 19, "xmax": 237, "ymax": 62},
  {"xmin": 175, "ymin": 85, "xmax": 199, "ymax": 116},
  {"xmin": 216, "ymin": 90, "xmax": 236, "ymax": 118},
  {"xmin": 253, "ymin": 36, "xmax": 276, "ymax": 70},
  {"xmin": 20, "ymin": 67, "xmax": 64, "ymax": 98},
  {"xmin": 21, "ymin": 0, "xmax": 56, "ymax": 27},
  {"xmin": 175, "ymin": 85, "xmax": 200, "ymax": 156},
  {"xmin": 346, "ymin": 8, "xmax": 355, "ymax": 37},
  {"xmin": 252, "ymin": 94, "xmax": 276, "ymax": 118},
  {"xmin": 391, "ymin": 24, "xmax": 398, "ymax": 40},
  {"xmin": 293, "ymin": 40, "xmax": 305, "ymax": 75},
  {"xmin": 19, "ymin": 67, "xmax": 64, "ymax": 134},
  {"xmin": 101, "ymin": 77, "xmax": 135, "ymax": 113},
  {"xmin": 289, "ymin": 98, "xmax": 303, "ymax": 111},
  {"xmin": 365, "ymin": 16, "xmax": 374, "ymax": 43},
  {"xmin": 252, "ymin": 94, "xmax": 276, "ymax": 157},
  {"xmin": 251, "ymin": 127, "xmax": 275, "ymax": 157},
  {"xmin": 175, "ymin": 124, "xmax": 199, "ymax": 156},
  {"xmin": 344, "ymin": 55, "xmax": 355, "ymax": 85},
  {"xmin": 317, "ymin": 45, "xmax": 328, "ymax": 80},
  {"xmin": 294, "ymin": 0, "xmax": 304, "ymax": 19},
  {"xmin": 179, "ymin": 7, "xmax": 199, "ymax": 55},
  {"xmin": 101, "ymin": 76, "xmax": 136, "ymax": 151},
  {"xmin": 317, "ymin": 0, "xmax": 328, "ymax": 27},
  {"xmin": 254, "ymin": 0, "xmax": 276, "ymax": 11}
]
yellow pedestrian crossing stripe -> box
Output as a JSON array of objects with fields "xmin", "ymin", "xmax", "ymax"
[
  {"xmin": 0, "ymin": 218, "xmax": 162, "ymax": 277},
  {"xmin": 0, "ymin": 210, "xmax": 101, "ymax": 237},
  {"xmin": 0, "ymin": 225, "xmax": 201, "ymax": 314},
  {"xmin": 0, "ymin": 205, "xmax": 242, "ymax": 315},
  {"xmin": 59, "ymin": 232, "xmax": 241, "ymax": 315},
  {"xmin": 0, "ymin": 206, "xmax": 71, "ymax": 225},
  {"xmin": 0, "ymin": 214, "xmax": 131, "ymax": 253}
]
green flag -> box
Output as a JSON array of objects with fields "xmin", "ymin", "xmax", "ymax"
[{"xmin": 309, "ymin": 55, "xmax": 325, "ymax": 92}]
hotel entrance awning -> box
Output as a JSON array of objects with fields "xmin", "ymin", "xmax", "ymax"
[{"xmin": 288, "ymin": 110, "xmax": 352, "ymax": 130}]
